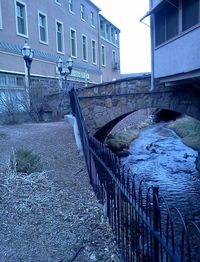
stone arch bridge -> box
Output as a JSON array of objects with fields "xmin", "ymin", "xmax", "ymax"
[{"xmin": 77, "ymin": 76, "xmax": 200, "ymax": 140}]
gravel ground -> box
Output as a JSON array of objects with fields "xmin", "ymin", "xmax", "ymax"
[{"xmin": 0, "ymin": 121, "xmax": 120, "ymax": 262}]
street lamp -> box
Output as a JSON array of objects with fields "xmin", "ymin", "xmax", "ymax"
[
  {"xmin": 56, "ymin": 56, "xmax": 73, "ymax": 80},
  {"xmin": 56, "ymin": 56, "xmax": 73, "ymax": 119},
  {"xmin": 21, "ymin": 41, "xmax": 34, "ymax": 111},
  {"xmin": 22, "ymin": 41, "xmax": 34, "ymax": 82}
]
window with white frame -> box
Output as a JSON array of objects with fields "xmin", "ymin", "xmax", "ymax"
[
  {"xmin": 91, "ymin": 11, "xmax": 95, "ymax": 26},
  {"xmin": 38, "ymin": 12, "xmax": 48, "ymax": 43},
  {"xmin": 69, "ymin": 0, "xmax": 74, "ymax": 13},
  {"xmin": 91, "ymin": 40, "xmax": 97, "ymax": 64},
  {"xmin": 0, "ymin": 74, "xmax": 24, "ymax": 88},
  {"xmin": 101, "ymin": 45, "xmax": 106, "ymax": 66},
  {"xmin": 106, "ymin": 24, "xmax": 110, "ymax": 41},
  {"xmin": 0, "ymin": 0, "xmax": 2, "ymax": 29},
  {"xmin": 70, "ymin": 28, "xmax": 77, "ymax": 57},
  {"xmin": 56, "ymin": 21, "xmax": 64, "ymax": 53},
  {"xmin": 112, "ymin": 50, "xmax": 119, "ymax": 70},
  {"xmin": 100, "ymin": 19, "xmax": 105, "ymax": 37},
  {"xmin": 81, "ymin": 4, "xmax": 85, "ymax": 20},
  {"xmin": 15, "ymin": 0, "xmax": 28, "ymax": 36},
  {"xmin": 82, "ymin": 35, "xmax": 88, "ymax": 61},
  {"xmin": 115, "ymin": 31, "xmax": 119, "ymax": 46},
  {"xmin": 112, "ymin": 50, "xmax": 116, "ymax": 65},
  {"xmin": 111, "ymin": 27, "xmax": 115, "ymax": 43}
]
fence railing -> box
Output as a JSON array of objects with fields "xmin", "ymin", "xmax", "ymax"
[{"xmin": 69, "ymin": 88, "xmax": 200, "ymax": 262}]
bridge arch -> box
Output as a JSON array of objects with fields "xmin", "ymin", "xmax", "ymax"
[
  {"xmin": 93, "ymin": 108, "xmax": 182, "ymax": 141},
  {"xmin": 78, "ymin": 78, "xmax": 200, "ymax": 140}
]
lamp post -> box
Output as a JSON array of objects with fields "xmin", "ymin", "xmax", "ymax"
[
  {"xmin": 22, "ymin": 41, "xmax": 34, "ymax": 86},
  {"xmin": 22, "ymin": 41, "xmax": 34, "ymax": 110},
  {"xmin": 56, "ymin": 56, "xmax": 73, "ymax": 81},
  {"xmin": 56, "ymin": 56, "xmax": 73, "ymax": 118}
]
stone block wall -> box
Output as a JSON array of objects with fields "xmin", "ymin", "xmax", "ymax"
[
  {"xmin": 78, "ymin": 77, "xmax": 152, "ymax": 98},
  {"xmin": 29, "ymin": 76, "xmax": 87, "ymax": 121},
  {"xmin": 30, "ymin": 76, "xmax": 86, "ymax": 96}
]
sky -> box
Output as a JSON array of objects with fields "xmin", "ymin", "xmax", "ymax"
[{"xmin": 92, "ymin": 0, "xmax": 151, "ymax": 74}]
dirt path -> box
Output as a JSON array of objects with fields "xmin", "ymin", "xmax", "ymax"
[{"xmin": 0, "ymin": 121, "xmax": 119, "ymax": 262}]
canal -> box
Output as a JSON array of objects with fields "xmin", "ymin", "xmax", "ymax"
[
  {"xmin": 122, "ymin": 123, "xmax": 200, "ymax": 222},
  {"xmin": 121, "ymin": 122, "xmax": 200, "ymax": 260}
]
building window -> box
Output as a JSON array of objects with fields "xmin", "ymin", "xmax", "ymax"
[
  {"xmin": 106, "ymin": 24, "xmax": 110, "ymax": 41},
  {"xmin": 69, "ymin": 0, "xmax": 74, "ymax": 13},
  {"xmin": 166, "ymin": 0, "xmax": 179, "ymax": 40},
  {"xmin": 100, "ymin": 20, "xmax": 105, "ymax": 37},
  {"xmin": 111, "ymin": 28, "xmax": 115, "ymax": 43},
  {"xmin": 0, "ymin": 74, "xmax": 24, "ymax": 88},
  {"xmin": 112, "ymin": 50, "xmax": 116, "ymax": 65},
  {"xmin": 38, "ymin": 12, "xmax": 48, "ymax": 44},
  {"xmin": 82, "ymin": 35, "xmax": 88, "ymax": 61},
  {"xmin": 15, "ymin": 0, "xmax": 28, "ymax": 37},
  {"xmin": 0, "ymin": 0, "xmax": 2, "ymax": 29},
  {"xmin": 91, "ymin": 40, "xmax": 97, "ymax": 64},
  {"xmin": 81, "ymin": 4, "xmax": 85, "ymax": 20},
  {"xmin": 182, "ymin": 0, "xmax": 199, "ymax": 31},
  {"xmin": 70, "ymin": 28, "xmax": 77, "ymax": 57},
  {"xmin": 155, "ymin": 0, "xmax": 179, "ymax": 46},
  {"xmin": 155, "ymin": 8, "xmax": 165, "ymax": 46},
  {"xmin": 91, "ymin": 11, "xmax": 95, "ymax": 26},
  {"xmin": 56, "ymin": 20, "xmax": 64, "ymax": 53},
  {"xmin": 115, "ymin": 31, "xmax": 119, "ymax": 46},
  {"xmin": 101, "ymin": 45, "xmax": 106, "ymax": 66}
]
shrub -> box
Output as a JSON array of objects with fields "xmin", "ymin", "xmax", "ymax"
[{"xmin": 10, "ymin": 148, "xmax": 42, "ymax": 174}]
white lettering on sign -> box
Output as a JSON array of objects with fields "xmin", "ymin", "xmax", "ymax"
[
  {"xmin": 71, "ymin": 70, "xmax": 90, "ymax": 79},
  {"xmin": 56, "ymin": 67, "xmax": 89, "ymax": 80}
]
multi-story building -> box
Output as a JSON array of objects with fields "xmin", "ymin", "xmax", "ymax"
[
  {"xmin": 0, "ymin": 0, "xmax": 120, "ymax": 87},
  {"xmin": 142, "ymin": 0, "xmax": 200, "ymax": 88},
  {"xmin": 99, "ymin": 14, "xmax": 120, "ymax": 82}
]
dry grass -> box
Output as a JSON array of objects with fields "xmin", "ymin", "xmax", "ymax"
[
  {"xmin": 105, "ymin": 117, "xmax": 152, "ymax": 151},
  {"xmin": 0, "ymin": 165, "xmax": 60, "ymax": 260},
  {"xmin": 168, "ymin": 116, "xmax": 200, "ymax": 151},
  {"xmin": 105, "ymin": 128, "xmax": 139, "ymax": 151}
]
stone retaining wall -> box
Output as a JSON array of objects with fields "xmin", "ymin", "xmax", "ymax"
[{"xmin": 29, "ymin": 77, "xmax": 87, "ymax": 120}]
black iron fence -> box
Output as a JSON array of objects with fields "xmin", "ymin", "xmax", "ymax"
[{"xmin": 69, "ymin": 88, "xmax": 200, "ymax": 262}]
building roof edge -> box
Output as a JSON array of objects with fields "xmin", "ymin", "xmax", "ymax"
[
  {"xmin": 99, "ymin": 14, "xmax": 120, "ymax": 32},
  {"xmin": 87, "ymin": 0, "xmax": 101, "ymax": 11}
]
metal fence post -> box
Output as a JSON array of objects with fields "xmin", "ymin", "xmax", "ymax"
[{"xmin": 153, "ymin": 186, "xmax": 160, "ymax": 262}]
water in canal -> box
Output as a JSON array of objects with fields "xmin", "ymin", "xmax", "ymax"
[{"xmin": 122, "ymin": 123, "xmax": 200, "ymax": 222}]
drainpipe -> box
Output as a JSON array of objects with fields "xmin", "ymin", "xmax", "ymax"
[
  {"xmin": 97, "ymin": 12, "xmax": 102, "ymax": 83},
  {"xmin": 149, "ymin": 0, "xmax": 155, "ymax": 91}
]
